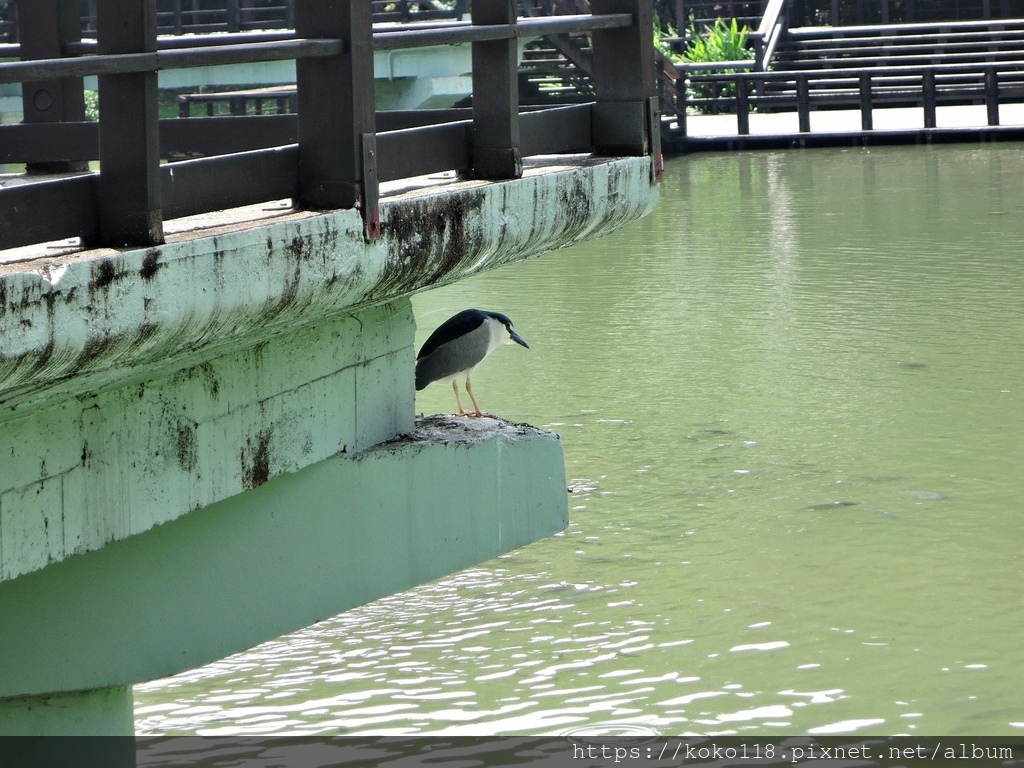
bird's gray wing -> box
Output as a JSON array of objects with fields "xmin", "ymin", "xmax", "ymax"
[{"xmin": 415, "ymin": 322, "xmax": 493, "ymax": 390}]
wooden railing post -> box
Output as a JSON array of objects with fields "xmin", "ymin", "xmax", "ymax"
[
  {"xmin": 796, "ymin": 73, "xmax": 810, "ymax": 132},
  {"xmin": 736, "ymin": 74, "xmax": 750, "ymax": 135},
  {"xmin": 171, "ymin": 0, "xmax": 184, "ymax": 36},
  {"xmin": 676, "ymin": 71, "xmax": 688, "ymax": 137},
  {"xmin": 470, "ymin": 0, "xmax": 521, "ymax": 179},
  {"xmin": 922, "ymin": 68, "xmax": 936, "ymax": 128},
  {"xmin": 591, "ymin": 0, "xmax": 656, "ymax": 156},
  {"xmin": 226, "ymin": 0, "xmax": 241, "ymax": 33},
  {"xmin": 859, "ymin": 71, "xmax": 873, "ymax": 130},
  {"xmin": 985, "ymin": 66, "xmax": 999, "ymax": 126},
  {"xmin": 96, "ymin": 0, "xmax": 163, "ymax": 247},
  {"xmin": 18, "ymin": 0, "xmax": 88, "ymax": 174},
  {"xmin": 294, "ymin": 0, "xmax": 378, "ymax": 238}
]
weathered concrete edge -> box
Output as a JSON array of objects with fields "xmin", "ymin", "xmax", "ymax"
[
  {"xmin": 0, "ymin": 418, "xmax": 568, "ymax": 699},
  {"xmin": 0, "ymin": 299, "xmax": 416, "ymax": 583},
  {"xmin": 0, "ymin": 156, "xmax": 658, "ymax": 413}
]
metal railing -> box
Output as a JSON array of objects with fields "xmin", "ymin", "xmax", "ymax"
[{"xmin": 0, "ymin": 0, "xmax": 658, "ymax": 251}]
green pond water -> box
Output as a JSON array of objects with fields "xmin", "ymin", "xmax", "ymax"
[{"xmin": 135, "ymin": 144, "xmax": 1024, "ymax": 737}]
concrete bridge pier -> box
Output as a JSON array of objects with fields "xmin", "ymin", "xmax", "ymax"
[{"xmin": 0, "ymin": 156, "xmax": 659, "ymax": 735}]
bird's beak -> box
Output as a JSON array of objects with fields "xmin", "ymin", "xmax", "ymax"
[{"xmin": 508, "ymin": 328, "xmax": 530, "ymax": 349}]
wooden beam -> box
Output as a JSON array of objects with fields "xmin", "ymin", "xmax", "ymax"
[
  {"xmin": 294, "ymin": 0, "xmax": 374, "ymax": 213},
  {"xmin": 0, "ymin": 174, "xmax": 97, "ymax": 252},
  {"xmin": 95, "ymin": 0, "xmax": 163, "ymax": 246},
  {"xmin": 470, "ymin": 0, "xmax": 521, "ymax": 179},
  {"xmin": 591, "ymin": 0, "xmax": 656, "ymax": 155},
  {"xmin": 17, "ymin": 0, "xmax": 88, "ymax": 174}
]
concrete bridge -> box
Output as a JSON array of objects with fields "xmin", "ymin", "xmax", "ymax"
[{"xmin": 0, "ymin": 0, "xmax": 660, "ymax": 735}]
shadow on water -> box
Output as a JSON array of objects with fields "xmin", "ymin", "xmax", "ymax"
[{"xmin": 136, "ymin": 145, "xmax": 1024, "ymax": 738}]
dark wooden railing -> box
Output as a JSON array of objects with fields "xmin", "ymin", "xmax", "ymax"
[
  {"xmin": 0, "ymin": 1, "xmax": 470, "ymax": 42},
  {"xmin": 664, "ymin": 61, "xmax": 1023, "ymax": 139},
  {"xmin": 0, "ymin": 0, "xmax": 658, "ymax": 251}
]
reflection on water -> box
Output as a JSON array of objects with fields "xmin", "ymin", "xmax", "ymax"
[{"xmin": 136, "ymin": 145, "xmax": 1024, "ymax": 737}]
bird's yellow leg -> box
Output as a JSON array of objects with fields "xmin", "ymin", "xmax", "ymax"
[
  {"xmin": 452, "ymin": 380, "xmax": 467, "ymax": 416},
  {"xmin": 465, "ymin": 378, "xmax": 486, "ymax": 417}
]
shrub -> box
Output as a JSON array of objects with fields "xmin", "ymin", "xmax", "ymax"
[{"xmin": 680, "ymin": 17, "xmax": 755, "ymax": 111}]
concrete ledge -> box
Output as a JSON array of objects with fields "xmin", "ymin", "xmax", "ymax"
[
  {"xmin": 0, "ymin": 687, "xmax": 133, "ymax": 737},
  {"xmin": 0, "ymin": 416, "xmax": 567, "ymax": 701},
  {"xmin": 0, "ymin": 156, "xmax": 658, "ymax": 413},
  {"xmin": 0, "ymin": 299, "xmax": 415, "ymax": 582},
  {"xmin": 0, "ymin": 155, "xmax": 656, "ymax": 582}
]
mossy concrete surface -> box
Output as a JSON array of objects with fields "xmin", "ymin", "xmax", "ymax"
[{"xmin": 0, "ymin": 417, "xmax": 567, "ymax": 703}]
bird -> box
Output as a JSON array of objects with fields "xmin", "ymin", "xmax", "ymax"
[{"xmin": 415, "ymin": 308, "xmax": 529, "ymax": 417}]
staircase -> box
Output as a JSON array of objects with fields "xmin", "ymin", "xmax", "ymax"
[
  {"xmin": 517, "ymin": 0, "xmax": 596, "ymax": 104},
  {"xmin": 775, "ymin": 19, "xmax": 1024, "ymax": 70},
  {"xmin": 761, "ymin": 19, "xmax": 1024, "ymax": 109},
  {"xmin": 519, "ymin": 36, "xmax": 595, "ymax": 104}
]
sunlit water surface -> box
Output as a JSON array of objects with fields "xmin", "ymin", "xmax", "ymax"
[{"xmin": 136, "ymin": 145, "xmax": 1024, "ymax": 737}]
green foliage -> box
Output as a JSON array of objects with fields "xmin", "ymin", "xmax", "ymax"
[
  {"xmin": 653, "ymin": 10, "xmax": 678, "ymax": 59},
  {"xmin": 84, "ymin": 90, "xmax": 99, "ymax": 122},
  {"xmin": 680, "ymin": 17, "xmax": 755, "ymax": 111},
  {"xmin": 682, "ymin": 17, "xmax": 754, "ymax": 65}
]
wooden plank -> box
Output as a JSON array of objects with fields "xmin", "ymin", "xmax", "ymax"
[
  {"xmin": 377, "ymin": 109, "xmax": 472, "ymax": 131},
  {"xmin": 470, "ymin": 0, "xmax": 520, "ymax": 179},
  {"xmin": 161, "ymin": 146, "xmax": 299, "ymax": 220},
  {"xmin": 591, "ymin": 0, "xmax": 656, "ymax": 155},
  {"xmin": 0, "ymin": 116, "xmax": 298, "ymax": 163},
  {"xmin": 0, "ymin": 122, "xmax": 97, "ymax": 164},
  {"xmin": 0, "ymin": 175, "xmax": 97, "ymax": 252},
  {"xmin": 372, "ymin": 14, "xmax": 632, "ymax": 50},
  {"xmin": 161, "ymin": 115, "xmax": 297, "ymax": 157},
  {"xmin": 375, "ymin": 122, "xmax": 472, "ymax": 182},
  {"xmin": 520, "ymin": 105, "xmax": 593, "ymax": 156},
  {"xmin": 0, "ymin": 40, "xmax": 342, "ymax": 84},
  {"xmin": 96, "ymin": 0, "xmax": 163, "ymax": 246},
  {"xmin": 294, "ymin": 0, "xmax": 373, "ymax": 211}
]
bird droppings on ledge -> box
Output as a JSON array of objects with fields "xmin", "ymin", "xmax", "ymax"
[{"xmin": 379, "ymin": 414, "xmax": 559, "ymax": 451}]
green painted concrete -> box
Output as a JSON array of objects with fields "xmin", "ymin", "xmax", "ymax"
[
  {"xmin": 0, "ymin": 416, "xmax": 567, "ymax": 700},
  {"xmin": 0, "ymin": 687, "xmax": 133, "ymax": 736},
  {"xmin": 0, "ymin": 300, "xmax": 414, "ymax": 582},
  {"xmin": 0, "ymin": 156, "xmax": 656, "ymax": 585}
]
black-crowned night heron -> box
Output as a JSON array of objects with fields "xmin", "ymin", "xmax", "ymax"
[{"xmin": 415, "ymin": 308, "xmax": 529, "ymax": 417}]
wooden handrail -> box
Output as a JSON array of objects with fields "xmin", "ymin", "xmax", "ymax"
[
  {"xmin": 0, "ymin": 39, "xmax": 343, "ymax": 84},
  {"xmin": 752, "ymin": 0, "xmax": 787, "ymax": 71},
  {"xmin": 755, "ymin": 0, "xmax": 787, "ymax": 39},
  {"xmin": 677, "ymin": 60, "xmax": 754, "ymax": 71},
  {"xmin": 1, "ymin": 0, "xmax": 658, "ymax": 252},
  {"xmin": 374, "ymin": 13, "xmax": 632, "ymax": 49}
]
